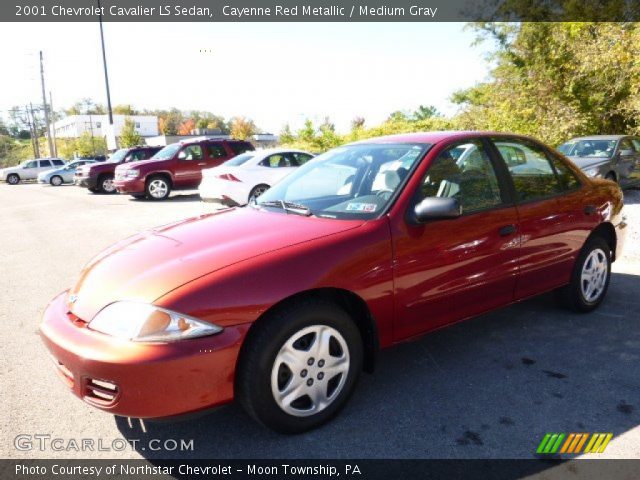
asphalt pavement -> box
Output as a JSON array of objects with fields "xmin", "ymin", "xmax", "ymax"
[{"xmin": 1, "ymin": 183, "xmax": 638, "ymax": 460}]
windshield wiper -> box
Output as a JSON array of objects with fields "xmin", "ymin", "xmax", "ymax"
[{"xmin": 258, "ymin": 200, "xmax": 313, "ymax": 216}]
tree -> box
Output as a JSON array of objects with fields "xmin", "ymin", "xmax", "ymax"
[
  {"xmin": 119, "ymin": 117, "xmax": 142, "ymax": 147},
  {"xmin": 279, "ymin": 124, "xmax": 295, "ymax": 144},
  {"xmin": 159, "ymin": 109, "xmax": 183, "ymax": 135},
  {"xmin": 178, "ymin": 119, "xmax": 196, "ymax": 135},
  {"xmin": 66, "ymin": 98, "xmax": 106, "ymax": 116},
  {"xmin": 113, "ymin": 104, "xmax": 138, "ymax": 115},
  {"xmin": 229, "ymin": 117, "xmax": 257, "ymax": 140},
  {"xmin": 413, "ymin": 105, "xmax": 439, "ymax": 121},
  {"xmin": 351, "ymin": 117, "xmax": 365, "ymax": 130}
]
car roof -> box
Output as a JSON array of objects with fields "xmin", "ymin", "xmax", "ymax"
[
  {"xmin": 351, "ymin": 131, "xmax": 523, "ymax": 146},
  {"xmin": 564, "ymin": 135, "xmax": 628, "ymax": 141},
  {"xmin": 251, "ymin": 148, "xmax": 312, "ymax": 156}
]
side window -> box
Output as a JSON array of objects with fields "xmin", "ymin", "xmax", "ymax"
[
  {"xmin": 418, "ymin": 140, "xmax": 504, "ymax": 214},
  {"xmin": 207, "ymin": 144, "xmax": 227, "ymax": 159},
  {"xmin": 261, "ymin": 154, "xmax": 291, "ymax": 168},
  {"xmin": 25, "ymin": 161, "xmax": 37, "ymax": 169},
  {"xmin": 619, "ymin": 139, "xmax": 636, "ymax": 154},
  {"xmin": 493, "ymin": 139, "xmax": 562, "ymax": 202},
  {"xmin": 548, "ymin": 153, "xmax": 581, "ymax": 191},
  {"xmin": 229, "ymin": 142, "xmax": 253, "ymax": 155},
  {"xmin": 291, "ymin": 152, "xmax": 313, "ymax": 165},
  {"xmin": 39, "ymin": 160, "xmax": 52, "ymax": 168},
  {"xmin": 631, "ymin": 139, "xmax": 640, "ymax": 151},
  {"xmin": 178, "ymin": 144, "xmax": 203, "ymax": 161},
  {"xmin": 52, "ymin": 159, "xmax": 65, "ymax": 166}
]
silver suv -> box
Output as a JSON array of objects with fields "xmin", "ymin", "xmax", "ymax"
[{"xmin": 0, "ymin": 158, "xmax": 65, "ymax": 185}]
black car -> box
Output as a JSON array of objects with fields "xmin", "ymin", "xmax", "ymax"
[{"xmin": 558, "ymin": 135, "xmax": 640, "ymax": 186}]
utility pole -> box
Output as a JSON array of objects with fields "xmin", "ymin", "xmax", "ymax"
[
  {"xmin": 97, "ymin": 0, "xmax": 113, "ymax": 126},
  {"xmin": 39, "ymin": 51, "xmax": 54, "ymax": 157},
  {"xmin": 49, "ymin": 91, "xmax": 57, "ymax": 157},
  {"xmin": 28, "ymin": 103, "xmax": 40, "ymax": 158}
]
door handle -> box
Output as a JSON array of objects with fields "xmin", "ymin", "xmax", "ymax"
[
  {"xmin": 499, "ymin": 224, "xmax": 517, "ymax": 236},
  {"xmin": 584, "ymin": 205, "xmax": 596, "ymax": 215},
  {"xmin": 198, "ymin": 162, "xmax": 206, "ymax": 166}
]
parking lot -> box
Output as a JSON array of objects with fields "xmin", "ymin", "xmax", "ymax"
[{"xmin": 1, "ymin": 183, "xmax": 639, "ymax": 459}]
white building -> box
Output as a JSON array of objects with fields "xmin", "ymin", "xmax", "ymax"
[{"xmin": 53, "ymin": 115, "xmax": 159, "ymax": 139}]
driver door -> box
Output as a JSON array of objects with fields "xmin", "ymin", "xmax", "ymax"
[
  {"xmin": 392, "ymin": 139, "xmax": 520, "ymax": 340},
  {"xmin": 174, "ymin": 143, "xmax": 205, "ymax": 188}
]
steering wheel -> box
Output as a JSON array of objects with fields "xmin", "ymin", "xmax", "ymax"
[{"xmin": 375, "ymin": 189, "xmax": 393, "ymax": 200}]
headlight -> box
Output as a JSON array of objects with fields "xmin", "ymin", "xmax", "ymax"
[
  {"xmin": 88, "ymin": 301, "xmax": 222, "ymax": 343},
  {"xmin": 124, "ymin": 169, "xmax": 139, "ymax": 179},
  {"xmin": 585, "ymin": 168, "xmax": 601, "ymax": 178}
]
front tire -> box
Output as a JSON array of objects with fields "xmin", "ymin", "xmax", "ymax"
[
  {"xmin": 560, "ymin": 236, "xmax": 611, "ymax": 312},
  {"xmin": 7, "ymin": 174, "xmax": 19, "ymax": 185},
  {"xmin": 236, "ymin": 299, "xmax": 363, "ymax": 433},
  {"xmin": 145, "ymin": 175, "xmax": 171, "ymax": 201},
  {"xmin": 98, "ymin": 174, "xmax": 116, "ymax": 194},
  {"xmin": 50, "ymin": 175, "xmax": 63, "ymax": 186}
]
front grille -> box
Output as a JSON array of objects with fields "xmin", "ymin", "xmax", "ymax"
[{"xmin": 84, "ymin": 378, "xmax": 119, "ymax": 406}]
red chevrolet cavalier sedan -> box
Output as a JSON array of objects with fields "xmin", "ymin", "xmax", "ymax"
[{"xmin": 41, "ymin": 132, "xmax": 626, "ymax": 433}]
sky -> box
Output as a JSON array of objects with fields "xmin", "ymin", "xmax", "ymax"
[{"xmin": 0, "ymin": 22, "xmax": 492, "ymax": 133}]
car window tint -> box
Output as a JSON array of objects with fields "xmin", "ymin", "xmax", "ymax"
[
  {"xmin": 261, "ymin": 154, "xmax": 292, "ymax": 168},
  {"xmin": 291, "ymin": 153, "xmax": 313, "ymax": 165},
  {"xmin": 419, "ymin": 141, "xmax": 503, "ymax": 213},
  {"xmin": 229, "ymin": 142, "xmax": 253, "ymax": 155},
  {"xmin": 52, "ymin": 159, "xmax": 65, "ymax": 166},
  {"xmin": 180, "ymin": 145, "xmax": 204, "ymax": 161},
  {"xmin": 207, "ymin": 144, "xmax": 227, "ymax": 159},
  {"xmin": 493, "ymin": 139, "xmax": 562, "ymax": 202},
  {"xmin": 548, "ymin": 153, "xmax": 581, "ymax": 191},
  {"xmin": 619, "ymin": 139, "xmax": 636, "ymax": 152},
  {"xmin": 25, "ymin": 161, "xmax": 37, "ymax": 168},
  {"xmin": 39, "ymin": 160, "xmax": 52, "ymax": 168}
]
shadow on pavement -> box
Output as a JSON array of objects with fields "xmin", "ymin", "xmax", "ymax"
[
  {"xmin": 116, "ymin": 272, "xmax": 639, "ymax": 460},
  {"xmin": 129, "ymin": 193, "xmax": 202, "ymax": 203}
]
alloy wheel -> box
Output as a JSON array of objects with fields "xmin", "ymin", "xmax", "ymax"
[
  {"xmin": 271, "ymin": 325, "xmax": 350, "ymax": 417},
  {"xmin": 148, "ymin": 179, "xmax": 168, "ymax": 199},
  {"xmin": 102, "ymin": 178, "xmax": 116, "ymax": 193},
  {"xmin": 7, "ymin": 175, "xmax": 18, "ymax": 185},
  {"xmin": 51, "ymin": 176, "xmax": 62, "ymax": 186},
  {"xmin": 580, "ymin": 248, "xmax": 608, "ymax": 303}
]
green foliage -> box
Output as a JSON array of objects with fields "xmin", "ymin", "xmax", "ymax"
[
  {"xmin": 113, "ymin": 104, "xmax": 138, "ymax": 115},
  {"xmin": 453, "ymin": 22, "xmax": 640, "ymax": 144},
  {"xmin": 0, "ymin": 136, "xmax": 32, "ymax": 167},
  {"xmin": 56, "ymin": 133, "xmax": 107, "ymax": 159},
  {"xmin": 119, "ymin": 117, "xmax": 142, "ymax": 147}
]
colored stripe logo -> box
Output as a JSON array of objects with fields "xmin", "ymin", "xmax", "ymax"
[{"xmin": 537, "ymin": 433, "xmax": 613, "ymax": 454}]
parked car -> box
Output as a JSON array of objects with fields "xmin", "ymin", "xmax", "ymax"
[
  {"xmin": 557, "ymin": 135, "xmax": 640, "ymax": 186},
  {"xmin": 38, "ymin": 159, "xmax": 97, "ymax": 186},
  {"xmin": 74, "ymin": 146, "xmax": 161, "ymax": 193},
  {"xmin": 199, "ymin": 148, "xmax": 314, "ymax": 205},
  {"xmin": 114, "ymin": 137, "xmax": 255, "ymax": 200},
  {"xmin": 41, "ymin": 132, "xmax": 625, "ymax": 433},
  {"xmin": 0, "ymin": 158, "xmax": 65, "ymax": 185}
]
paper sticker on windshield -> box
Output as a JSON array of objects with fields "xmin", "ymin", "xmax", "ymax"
[{"xmin": 346, "ymin": 202, "xmax": 377, "ymax": 212}]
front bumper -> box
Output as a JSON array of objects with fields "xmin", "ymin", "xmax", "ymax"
[
  {"xmin": 75, "ymin": 176, "xmax": 98, "ymax": 189},
  {"xmin": 40, "ymin": 291, "xmax": 248, "ymax": 418},
  {"xmin": 114, "ymin": 178, "xmax": 145, "ymax": 195}
]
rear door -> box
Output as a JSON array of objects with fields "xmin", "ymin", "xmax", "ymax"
[
  {"xmin": 489, "ymin": 137, "xmax": 585, "ymax": 299},
  {"xmin": 205, "ymin": 142, "xmax": 229, "ymax": 170},
  {"xmin": 37, "ymin": 159, "xmax": 53, "ymax": 176},
  {"xmin": 392, "ymin": 138, "xmax": 520, "ymax": 339}
]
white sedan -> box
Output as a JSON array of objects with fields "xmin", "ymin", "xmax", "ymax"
[{"xmin": 199, "ymin": 148, "xmax": 314, "ymax": 205}]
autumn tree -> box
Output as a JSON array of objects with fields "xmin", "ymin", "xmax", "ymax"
[
  {"xmin": 279, "ymin": 124, "xmax": 295, "ymax": 144},
  {"xmin": 178, "ymin": 119, "xmax": 196, "ymax": 135},
  {"xmin": 230, "ymin": 117, "xmax": 257, "ymax": 140}
]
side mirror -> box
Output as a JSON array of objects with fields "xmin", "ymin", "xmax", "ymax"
[
  {"xmin": 619, "ymin": 149, "xmax": 635, "ymax": 157},
  {"xmin": 413, "ymin": 197, "xmax": 462, "ymax": 223}
]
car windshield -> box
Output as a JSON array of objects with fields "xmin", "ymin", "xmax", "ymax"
[
  {"xmin": 558, "ymin": 139, "xmax": 617, "ymax": 158},
  {"xmin": 107, "ymin": 149, "xmax": 128, "ymax": 163},
  {"xmin": 255, "ymin": 143, "xmax": 429, "ymax": 219},
  {"xmin": 224, "ymin": 152, "xmax": 255, "ymax": 166},
  {"xmin": 152, "ymin": 143, "xmax": 181, "ymax": 160}
]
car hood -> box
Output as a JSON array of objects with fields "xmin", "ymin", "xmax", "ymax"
[
  {"xmin": 119, "ymin": 158, "xmax": 170, "ymax": 171},
  {"xmin": 39, "ymin": 168, "xmax": 64, "ymax": 177},
  {"xmin": 84, "ymin": 162, "xmax": 117, "ymax": 175},
  {"xmin": 567, "ymin": 156, "xmax": 610, "ymax": 169},
  {"xmin": 68, "ymin": 207, "xmax": 365, "ymax": 321}
]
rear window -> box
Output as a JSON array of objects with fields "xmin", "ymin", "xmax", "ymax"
[
  {"xmin": 224, "ymin": 153, "xmax": 255, "ymax": 166},
  {"xmin": 52, "ymin": 159, "xmax": 65, "ymax": 166},
  {"xmin": 229, "ymin": 142, "xmax": 254, "ymax": 155}
]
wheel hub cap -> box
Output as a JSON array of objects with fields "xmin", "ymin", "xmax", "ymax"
[
  {"xmin": 149, "ymin": 180, "xmax": 167, "ymax": 198},
  {"xmin": 103, "ymin": 179, "xmax": 115, "ymax": 192},
  {"xmin": 581, "ymin": 248, "xmax": 608, "ymax": 303},
  {"xmin": 271, "ymin": 325, "xmax": 349, "ymax": 417}
]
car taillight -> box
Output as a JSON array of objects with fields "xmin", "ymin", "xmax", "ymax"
[{"xmin": 216, "ymin": 173, "xmax": 241, "ymax": 182}]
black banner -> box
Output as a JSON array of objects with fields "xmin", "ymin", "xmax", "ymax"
[
  {"xmin": 4, "ymin": 459, "xmax": 640, "ymax": 480},
  {"xmin": 4, "ymin": 0, "xmax": 640, "ymax": 22}
]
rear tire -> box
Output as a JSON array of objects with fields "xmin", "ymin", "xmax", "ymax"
[
  {"xmin": 98, "ymin": 174, "xmax": 116, "ymax": 194},
  {"xmin": 50, "ymin": 175, "xmax": 63, "ymax": 186},
  {"xmin": 559, "ymin": 236, "xmax": 611, "ymax": 312},
  {"xmin": 7, "ymin": 174, "xmax": 19, "ymax": 185},
  {"xmin": 145, "ymin": 175, "xmax": 171, "ymax": 201},
  {"xmin": 236, "ymin": 298, "xmax": 363, "ymax": 433}
]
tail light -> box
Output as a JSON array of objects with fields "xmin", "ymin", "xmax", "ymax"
[{"xmin": 216, "ymin": 173, "xmax": 241, "ymax": 182}]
